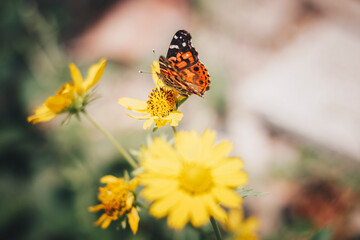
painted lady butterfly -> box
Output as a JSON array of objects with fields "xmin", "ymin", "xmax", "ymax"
[{"xmin": 158, "ymin": 30, "xmax": 210, "ymax": 97}]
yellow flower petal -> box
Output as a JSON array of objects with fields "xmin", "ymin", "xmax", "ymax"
[
  {"xmin": 94, "ymin": 213, "xmax": 107, "ymax": 226},
  {"xmin": 212, "ymin": 158, "xmax": 245, "ymax": 177},
  {"xmin": 83, "ymin": 58, "xmax": 106, "ymax": 92},
  {"xmin": 141, "ymin": 159, "xmax": 179, "ymax": 176},
  {"xmin": 202, "ymin": 194, "xmax": 227, "ymax": 223},
  {"xmin": 213, "ymin": 158, "xmax": 248, "ymax": 187},
  {"xmin": 69, "ymin": 62, "xmax": 84, "ymax": 94},
  {"xmin": 227, "ymin": 207, "xmax": 244, "ymax": 230},
  {"xmin": 141, "ymin": 156, "xmax": 182, "ymax": 177},
  {"xmin": 167, "ymin": 193, "xmax": 191, "ymax": 229},
  {"xmin": 140, "ymin": 179, "xmax": 178, "ymax": 201},
  {"xmin": 147, "ymin": 138, "xmax": 179, "ymax": 164},
  {"xmin": 154, "ymin": 118, "xmax": 170, "ymax": 128},
  {"xmin": 211, "ymin": 187, "xmax": 242, "ymax": 208},
  {"xmin": 199, "ymin": 129, "xmax": 217, "ymax": 161},
  {"xmin": 151, "ymin": 61, "xmax": 160, "ymax": 73},
  {"xmin": 149, "ymin": 190, "xmax": 183, "ymax": 218},
  {"xmin": 127, "ymin": 208, "xmax": 140, "ymax": 234},
  {"xmin": 100, "ymin": 175, "xmax": 122, "ymax": 183},
  {"xmin": 129, "ymin": 178, "xmax": 140, "ymax": 190},
  {"xmin": 216, "ymin": 173, "xmax": 248, "ymax": 189},
  {"xmin": 143, "ymin": 118, "xmax": 155, "ymax": 129},
  {"xmin": 88, "ymin": 204, "xmax": 104, "ymax": 212},
  {"xmin": 174, "ymin": 131, "xmax": 201, "ymax": 162},
  {"xmin": 189, "ymin": 196, "xmax": 209, "ymax": 227},
  {"xmin": 165, "ymin": 111, "xmax": 183, "ymax": 127},
  {"xmin": 44, "ymin": 95, "xmax": 71, "ymax": 113},
  {"xmin": 244, "ymin": 216, "xmax": 260, "ymax": 232},
  {"xmin": 127, "ymin": 113, "xmax": 152, "ymax": 120},
  {"xmin": 56, "ymin": 82, "xmax": 75, "ymax": 98},
  {"xmin": 141, "ymin": 160, "xmax": 180, "ymax": 180},
  {"xmin": 27, "ymin": 105, "xmax": 57, "ymax": 124},
  {"xmin": 126, "ymin": 195, "xmax": 135, "ymax": 211},
  {"xmin": 225, "ymin": 208, "xmax": 260, "ymax": 240},
  {"xmin": 151, "ymin": 61, "xmax": 164, "ymax": 88},
  {"xmin": 118, "ymin": 97, "xmax": 148, "ymax": 113},
  {"xmin": 207, "ymin": 141, "xmax": 234, "ymax": 165},
  {"xmin": 101, "ymin": 217, "xmax": 113, "ymax": 229}
]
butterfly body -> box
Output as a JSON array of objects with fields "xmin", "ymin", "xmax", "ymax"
[{"xmin": 158, "ymin": 30, "xmax": 210, "ymax": 97}]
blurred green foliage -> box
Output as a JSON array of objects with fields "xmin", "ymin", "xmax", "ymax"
[
  {"xmin": 0, "ymin": 1, "xmax": 163, "ymax": 239},
  {"xmin": 0, "ymin": 1, "xmax": 226, "ymax": 239}
]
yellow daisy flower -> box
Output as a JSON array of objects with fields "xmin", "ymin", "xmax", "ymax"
[
  {"xmin": 118, "ymin": 61, "xmax": 184, "ymax": 130},
  {"xmin": 28, "ymin": 58, "xmax": 106, "ymax": 124},
  {"xmin": 89, "ymin": 175, "xmax": 140, "ymax": 234},
  {"xmin": 224, "ymin": 208, "xmax": 260, "ymax": 240},
  {"xmin": 138, "ymin": 129, "xmax": 248, "ymax": 229}
]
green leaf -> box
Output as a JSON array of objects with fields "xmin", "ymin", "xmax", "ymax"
[
  {"xmin": 121, "ymin": 219, "xmax": 127, "ymax": 229},
  {"xmin": 124, "ymin": 170, "xmax": 130, "ymax": 181},
  {"xmin": 236, "ymin": 187, "xmax": 267, "ymax": 197},
  {"xmin": 310, "ymin": 228, "xmax": 332, "ymax": 240},
  {"xmin": 176, "ymin": 96, "xmax": 188, "ymax": 109}
]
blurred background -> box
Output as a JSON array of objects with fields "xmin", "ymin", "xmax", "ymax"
[{"xmin": 1, "ymin": 0, "xmax": 360, "ymax": 239}]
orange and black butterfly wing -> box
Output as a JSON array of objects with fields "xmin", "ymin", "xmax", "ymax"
[
  {"xmin": 158, "ymin": 56, "xmax": 196, "ymax": 96},
  {"xmin": 158, "ymin": 30, "xmax": 210, "ymax": 97},
  {"xmin": 166, "ymin": 30, "xmax": 199, "ymax": 64},
  {"xmin": 178, "ymin": 61, "xmax": 210, "ymax": 96}
]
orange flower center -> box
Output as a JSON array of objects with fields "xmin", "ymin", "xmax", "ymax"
[
  {"xmin": 99, "ymin": 182, "xmax": 133, "ymax": 216},
  {"xmin": 146, "ymin": 88, "xmax": 176, "ymax": 118}
]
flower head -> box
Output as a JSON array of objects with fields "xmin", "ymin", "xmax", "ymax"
[
  {"xmin": 137, "ymin": 129, "xmax": 248, "ymax": 229},
  {"xmin": 28, "ymin": 58, "xmax": 106, "ymax": 124},
  {"xmin": 118, "ymin": 61, "xmax": 183, "ymax": 130},
  {"xmin": 89, "ymin": 175, "xmax": 140, "ymax": 234},
  {"xmin": 224, "ymin": 208, "xmax": 259, "ymax": 240}
]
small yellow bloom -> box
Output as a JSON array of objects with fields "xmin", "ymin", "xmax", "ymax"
[
  {"xmin": 118, "ymin": 61, "xmax": 183, "ymax": 130},
  {"xmin": 224, "ymin": 208, "xmax": 260, "ymax": 240},
  {"xmin": 138, "ymin": 129, "xmax": 248, "ymax": 229},
  {"xmin": 28, "ymin": 59, "xmax": 106, "ymax": 124},
  {"xmin": 89, "ymin": 175, "xmax": 140, "ymax": 234}
]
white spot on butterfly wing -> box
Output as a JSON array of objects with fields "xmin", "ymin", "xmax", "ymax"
[
  {"xmin": 169, "ymin": 45, "xmax": 179, "ymax": 49},
  {"xmin": 182, "ymin": 42, "xmax": 186, "ymax": 47}
]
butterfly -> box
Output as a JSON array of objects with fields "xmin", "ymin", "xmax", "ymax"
[{"xmin": 157, "ymin": 30, "xmax": 210, "ymax": 97}]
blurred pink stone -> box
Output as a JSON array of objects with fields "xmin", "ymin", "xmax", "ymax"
[{"xmin": 69, "ymin": 0, "xmax": 189, "ymax": 62}]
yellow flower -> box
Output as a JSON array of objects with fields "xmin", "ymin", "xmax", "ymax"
[
  {"xmin": 89, "ymin": 175, "xmax": 140, "ymax": 234},
  {"xmin": 118, "ymin": 61, "xmax": 183, "ymax": 130},
  {"xmin": 138, "ymin": 129, "xmax": 248, "ymax": 229},
  {"xmin": 224, "ymin": 208, "xmax": 260, "ymax": 240},
  {"xmin": 28, "ymin": 58, "xmax": 106, "ymax": 124}
]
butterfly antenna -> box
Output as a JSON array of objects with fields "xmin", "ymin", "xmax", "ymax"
[
  {"xmin": 138, "ymin": 70, "xmax": 151, "ymax": 74},
  {"xmin": 152, "ymin": 49, "xmax": 158, "ymax": 59}
]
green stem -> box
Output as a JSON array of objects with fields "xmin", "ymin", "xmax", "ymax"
[
  {"xmin": 82, "ymin": 110, "xmax": 138, "ymax": 169},
  {"xmin": 176, "ymin": 96, "xmax": 188, "ymax": 110},
  {"xmin": 136, "ymin": 201, "xmax": 149, "ymax": 211},
  {"xmin": 210, "ymin": 217, "xmax": 222, "ymax": 240},
  {"xmin": 171, "ymin": 126, "xmax": 177, "ymax": 134}
]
